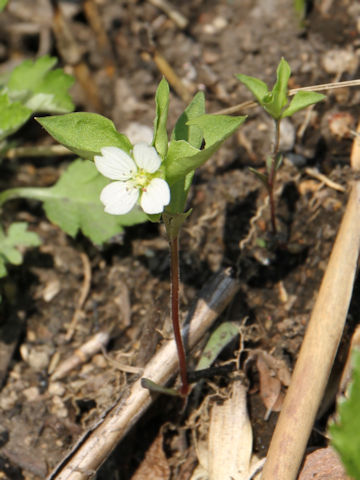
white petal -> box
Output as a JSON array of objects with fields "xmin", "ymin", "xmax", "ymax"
[
  {"xmin": 133, "ymin": 143, "xmax": 161, "ymax": 173},
  {"xmin": 95, "ymin": 147, "xmax": 136, "ymax": 180},
  {"xmin": 100, "ymin": 181, "xmax": 139, "ymax": 215},
  {"xmin": 140, "ymin": 178, "xmax": 170, "ymax": 214}
]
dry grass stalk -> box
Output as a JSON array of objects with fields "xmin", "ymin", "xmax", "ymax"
[{"xmin": 261, "ymin": 180, "xmax": 360, "ymax": 480}]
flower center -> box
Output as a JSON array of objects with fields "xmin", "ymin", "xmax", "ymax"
[{"xmin": 134, "ymin": 169, "xmax": 152, "ymax": 190}]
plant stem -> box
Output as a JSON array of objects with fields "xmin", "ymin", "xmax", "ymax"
[
  {"xmin": 267, "ymin": 119, "xmax": 281, "ymax": 235},
  {"xmin": 169, "ymin": 235, "xmax": 189, "ymax": 396}
]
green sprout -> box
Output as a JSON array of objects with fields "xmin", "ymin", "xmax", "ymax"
[{"xmin": 237, "ymin": 58, "xmax": 325, "ymax": 235}]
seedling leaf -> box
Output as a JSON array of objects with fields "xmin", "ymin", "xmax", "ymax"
[
  {"xmin": 0, "ymin": 92, "xmax": 31, "ymax": 141},
  {"xmin": 153, "ymin": 78, "xmax": 169, "ymax": 159},
  {"xmin": 249, "ymin": 167, "xmax": 268, "ymax": 186},
  {"xmin": 196, "ymin": 322, "xmax": 239, "ymax": 370},
  {"xmin": 263, "ymin": 58, "xmax": 291, "ymax": 119},
  {"xmin": 282, "ymin": 90, "xmax": 326, "ymax": 118},
  {"xmin": 0, "ymin": 222, "xmax": 41, "ymax": 277},
  {"xmin": 330, "ymin": 349, "xmax": 360, "ymax": 479},
  {"xmin": 7, "ymin": 55, "xmax": 74, "ymax": 114},
  {"xmin": 236, "ymin": 74, "xmax": 269, "ymax": 105},
  {"xmin": 37, "ymin": 113, "xmax": 132, "ymax": 160}
]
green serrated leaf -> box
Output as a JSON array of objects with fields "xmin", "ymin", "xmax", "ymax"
[
  {"xmin": 7, "ymin": 56, "xmax": 57, "ymax": 94},
  {"xmin": 0, "ymin": 92, "xmax": 31, "ymax": 141},
  {"xmin": 171, "ymin": 91, "xmax": 205, "ymax": 148},
  {"xmin": 330, "ymin": 349, "xmax": 360, "ymax": 479},
  {"xmin": 282, "ymin": 90, "xmax": 325, "ymax": 118},
  {"xmin": 165, "ymin": 114, "xmax": 246, "ymax": 186},
  {"xmin": 0, "ymin": 160, "xmax": 147, "ymax": 245},
  {"xmin": 25, "ymin": 69, "xmax": 75, "ymax": 113},
  {"xmin": 196, "ymin": 322, "xmax": 239, "ymax": 371},
  {"xmin": 0, "ymin": 222, "xmax": 41, "ymax": 277},
  {"xmin": 153, "ymin": 78, "xmax": 169, "ymax": 159},
  {"xmin": 36, "ymin": 113, "xmax": 132, "ymax": 160},
  {"xmin": 6, "ymin": 55, "xmax": 74, "ymax": 114},
  {"xmin": 236, "ymin": 74, "xmax": 269, "ymax": 105}
]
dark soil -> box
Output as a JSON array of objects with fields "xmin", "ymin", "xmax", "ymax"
[{"xmin": 0, "ymin": 0, "xmax": 359, "ymax": 479}]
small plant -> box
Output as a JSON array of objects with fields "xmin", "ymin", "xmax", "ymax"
[
  {"xmin": 0, "ymin": 55, "xmax": 74, "ymax": 280},
  {"xmin": 237, "ymin": 58, "xmax": 325, "ymax": 235},
  {"xmin": 36, "ymin": 78, "xmax": 247, "ymax": 395}
]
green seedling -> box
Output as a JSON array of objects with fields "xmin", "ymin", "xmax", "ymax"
[
  {"xmin": 35, "ymin": 78, "xmax": 246, "ymax": 395},
  {"xmin": 237, "ymin": 58, "xmax": 325, "ymax": 235},
  {"xmin": 0, "ymin": 55, "xmax": 74, "ymax": 282}
]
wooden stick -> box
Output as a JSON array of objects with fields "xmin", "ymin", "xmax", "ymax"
[
  {"xmin": 261, "ymin": 181, "xmax": 360, "ymax": 480},
  {"xmin": 47, "ymin": 269, "xmax": 239, "ymax": 480}
]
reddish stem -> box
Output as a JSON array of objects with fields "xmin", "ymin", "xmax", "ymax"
[
  {"xmin": 267, "ymin": 119, "xmax": 281, "ymax": 235},
  {"xmin": 169, "ymin": 235, "xmax": 189, "ymax": 396}
]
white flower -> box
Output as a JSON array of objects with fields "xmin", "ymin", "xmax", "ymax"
[{"xmin": 94, "ymin": 143, "xmax": 170, "ymax": 215}]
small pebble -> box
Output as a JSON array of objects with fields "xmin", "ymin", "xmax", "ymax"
[
  {"xmin": 48, "ymin": 382, "xmax": 66, "ymax": 397},
  {"xmin": 23, "ymin": 386, "xmax": 41, "ymax": 402},
  {"xmin": 322, "ymin": 48, "xmax": 358, "ymax": 74}
]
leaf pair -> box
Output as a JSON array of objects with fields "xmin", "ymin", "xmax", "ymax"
[{"xmin": 237, "ymin": 58, "xmax": 325, "ymax": 120}]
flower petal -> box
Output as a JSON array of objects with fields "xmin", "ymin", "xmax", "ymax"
[
  {"xmin": 140, "ymin": 178, "xmax": 170, "ymax": 214},
  {"xmin": 95, "ymin": 147, "xmax": 136, "ymax": 180},
  {"xmin": 133, "ymin": 143, "xmax": 161, "ymax": 173},
  {"xmin": 100, "ymin": 181, "xmax": 139, "ymax": 215}
]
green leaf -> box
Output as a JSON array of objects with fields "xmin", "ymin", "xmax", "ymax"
[
  {"xmin": 36, "ymin": 113, "xmax": 132, "ymax": 160},
  {"xmin": 0, "ymin": 222, "xmax": 41, "ymax": 278},
  {"xmin": 7, "ymin": 55, "xmax": 74, "ymax": 114},
  {"xmin": 249, "ymin": 167, "xmax": 268, "ymax": 186},
  {"xmin": 0, "ymin": 0, "xmax": 8, "ymax": 12},
  {"xmin": 171, "ymin": 91, "xmax": 205, "ymax": 148},
  {"xmin": 153, "ymin": 78, "xmax": 169, "ymax": 159},
  {"xmin": 236, "ymin": 74, "xmax": 269, "ymax": 105},
  {"xmin": 0, "ymin": 92, "xmax": 31, "ymax": 141},
  {"xmin": 196, "ymin": 322, "xmax": 239, "ymax": 370},
  {"xmin": 330, "ymin": 349, "xmax": 360, "ymax": 479},
  {"xmin": 263, "ymin": 58, "xmax": 291, "ymax": 119},
  {"xmin": 282, "ymin": 90, "xmax": 326, "ymax": 118},
  {"xmin": 0, "ymin": 160, "xmax": 147, "ymax": 245},
  {"xmin": 166, "ymin": 171, "xmax": 194, "ymax": 215},
  {"xmin": 166, "ymin": 114, "xmax": 246, "ymax": 186}
]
